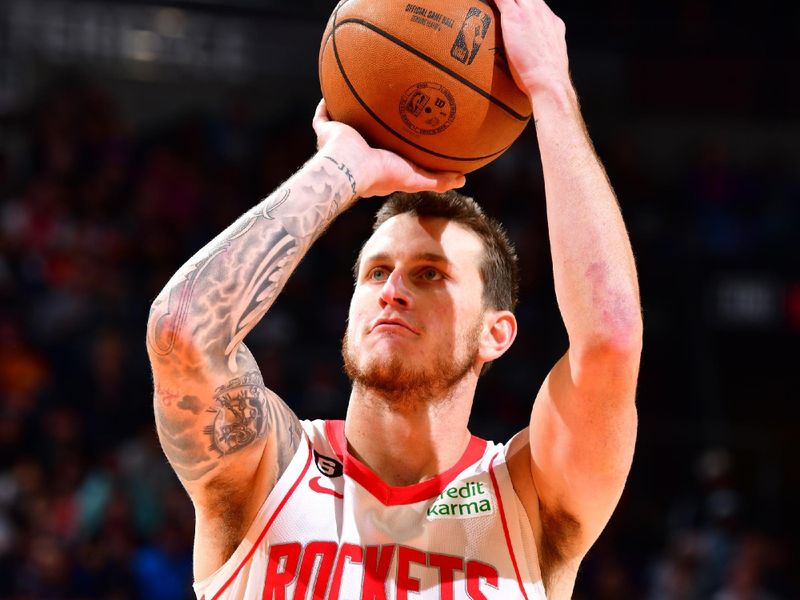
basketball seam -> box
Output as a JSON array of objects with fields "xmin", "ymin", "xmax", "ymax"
[
  {"xmin": 327, "ymin": 22, "xmax": 515, "ymax": 162},
  {"xmin": 334, "ymin": 17, "xmax": 531, "ymax": 122},
  {"xmin": 332, "ymin": 49, "xmax": 508, "ymax": 161},
  {"xmin": 319, "ymin": 0, "xmax": 356, "ymax": 92}
]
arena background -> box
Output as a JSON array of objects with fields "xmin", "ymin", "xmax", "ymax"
[{"xmin": 0, "ymin": 0, "xmax": 798, "ymax": 597}]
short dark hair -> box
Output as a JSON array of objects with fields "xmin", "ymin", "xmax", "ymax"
[{"xmin": 354, "ymin": 190, "xmax": 519, "ymax": 313}]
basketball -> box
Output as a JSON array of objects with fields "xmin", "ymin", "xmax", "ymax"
[{"xmin": 319, "ymin": 0, "xmax": 532, "ymax": 173}]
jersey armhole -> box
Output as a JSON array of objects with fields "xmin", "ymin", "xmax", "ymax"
[{"xmin": 193, "ymin": 429, "xmax": 313, "ymax": 598}]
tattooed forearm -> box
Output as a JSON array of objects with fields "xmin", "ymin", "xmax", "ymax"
[
  {"xmin": 324, "ymin": 155, "xmax": 357, "ymax": 197},
  {"xmin": 147, "ymin": 155, "xmax": 357, "ymax": 371}
]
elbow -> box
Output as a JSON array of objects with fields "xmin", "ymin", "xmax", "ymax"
[
  {"xmin": 605, "ymin": 307, "xmax": 643, "ymax": 354},
  {"xmin": 580, "ymin": 304, "xmax": 643, "ymax": 360},
  {"xmin": 146, "ymin": 296, "xmax": 187, "ymax": 359},
  {"xmin": 578, "ymin": 263, "xmax": 643, "ymax": 357},
  {"xmin": 146, "ymin": 297, "xmax": 226, "ymax": 367}
]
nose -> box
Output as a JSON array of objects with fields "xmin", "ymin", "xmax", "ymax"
[{"xmin": 379, "ymin": 270, "xmax": 413, "ymax": 309}]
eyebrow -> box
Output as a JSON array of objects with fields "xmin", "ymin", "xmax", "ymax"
[{"xmin": 362, "ymin": 252, "xmax": 452, "ymax": 266}]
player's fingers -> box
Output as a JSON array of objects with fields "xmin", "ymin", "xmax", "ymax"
[
  {"xmin": 312, "ymin": 99, "xmax": 331, "ymax": 132},
  {"xmin": 407, "ymin": 167, "xmax": 466, "ymax": 192},
  {"xmin": 315, "ymin": 98, "xmax": 329, "ymax": 120},
  {"xmin": 524, "ymin": 0, "xmax": 559, "ymax": 21},
  {"xmin": 369, "ymin": 149, "xmax": 464, "ymax": 195},
  {"xmin": 438, "ymin": 173, "xmax": 467, "ymax": 191},
  {"xmin": 493, "ymin": 0, "xmax": 517, "ymax": 11}
]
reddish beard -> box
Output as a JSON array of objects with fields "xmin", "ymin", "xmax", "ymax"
[{"xmin": 341, "ymin": 319, "xmax": 482, "ymax": 411}]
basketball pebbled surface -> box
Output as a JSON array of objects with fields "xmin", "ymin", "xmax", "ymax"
[{"xmin": 319, "ymin": 0, "xmax": 532, "ymax": 173}]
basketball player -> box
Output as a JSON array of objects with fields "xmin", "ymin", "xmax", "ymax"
[{"xmin": 146, "ymin": 0, "xmax": 642, "ymax": 598}]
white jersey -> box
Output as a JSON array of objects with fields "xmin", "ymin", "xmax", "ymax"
[{"xmin": 194, "ymin": 420, "xmax": 547, "ymax": 600}]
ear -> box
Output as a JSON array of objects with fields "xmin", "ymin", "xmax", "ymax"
[{"xmin": 478, "ymin": 310, "xmax": 517, "ymax": 363}]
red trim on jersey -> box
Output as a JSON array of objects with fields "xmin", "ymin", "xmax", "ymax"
[
  {"xmin": 309, "ymin": 476, "xmax": 344, "ymax": 499},
  {"xmin": 489, "ymin": 452, "xmax": 530, "ymax": 600},
  {"xmin": 324, "ymin": 419, "xmax": 487, "ymax": 506},
  {"xmin": 207, "ymin": 438, "xmax": 313, "ymax": 600}
]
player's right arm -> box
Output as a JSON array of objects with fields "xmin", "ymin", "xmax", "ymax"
[{"xmin": 146, "ymin": 101, "xmax": 464, "ymax": 576}]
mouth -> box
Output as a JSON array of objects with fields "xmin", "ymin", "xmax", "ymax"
[{"xmin": 370, "ymin": 319, "xmax": 419, "ymax": 335}]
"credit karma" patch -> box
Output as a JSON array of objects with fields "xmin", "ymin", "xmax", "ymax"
[{"xmin": 426, "ymin": 479, "xmax": 494, "ymax": 520}]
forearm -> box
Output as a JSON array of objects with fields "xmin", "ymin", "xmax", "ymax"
[
  {"xmin": 147, "ymin": 152, "xmax": 358, "ymax": 370},
  {"xmin": 534, "ymin": 84, "xmax": 641, "ymax": 353}
]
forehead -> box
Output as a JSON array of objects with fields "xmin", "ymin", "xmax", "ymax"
[{"xmin": 360, "ymin": 214, "xmax": 484, "ymax": 272}]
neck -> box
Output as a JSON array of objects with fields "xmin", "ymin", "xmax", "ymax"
[{"xmin": 344, "ymin": 376, "xmax": 477, "ymax": 487}]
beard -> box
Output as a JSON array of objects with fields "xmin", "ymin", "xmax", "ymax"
[{"xmin": 341, "ymin": 317, "xmax": 483, "ymax": 411}]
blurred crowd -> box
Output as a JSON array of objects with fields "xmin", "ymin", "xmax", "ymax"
[{"xmin": 0, "ymin": 57, "xmax": 797, "ymax": 600}]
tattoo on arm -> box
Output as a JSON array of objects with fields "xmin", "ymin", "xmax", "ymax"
[
  {"xmin": 156, "ymin": 393, "xmax": 219, "ymax": 482},
  {"xmin": 147, "ymin": 157, "xmax": 356, "ymax": 372},
  {"xmin": 147, "ymin": 246, "xmax": 224, "ymax": 357},
  {"xmin": 323, "ymin": 155, "xmax": 357, "ymax": 197},
  {"xmin": 156, "ymin": 371, "xmax": 302, "ymax": 483},
  {"xmin": 148, "ymin": 156, "xmax": 353, "ymax": 485},
  {"xmin": 204, "ymin": 371, "xmax": 268, "ymax": 456}
]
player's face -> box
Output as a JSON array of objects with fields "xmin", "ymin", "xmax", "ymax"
[{"xmin": 342, "ymin": 214, "xmax": 487, "ymax": 402}]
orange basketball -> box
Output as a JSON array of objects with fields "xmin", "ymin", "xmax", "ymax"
[{"xmin": 319, "ymin": 0, "xmax": 532, "ymax": 173}]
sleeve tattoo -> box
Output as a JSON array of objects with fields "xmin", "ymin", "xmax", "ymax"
[
  {"xmin": 156, "ymin": 370, "xmax": 300, "ymax": 482},
  {"xmin": 148, "ymin": 157, "xmax": 355, "ymax": 483}
]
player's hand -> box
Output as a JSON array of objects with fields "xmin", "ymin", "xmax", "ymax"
[
  {"xmin": 312, "ymin": 99, "xmax": 465, "ymax": 198},
  {"xmin": 493, "ymin": 0, "xmax": 573, "ymax": 101}
]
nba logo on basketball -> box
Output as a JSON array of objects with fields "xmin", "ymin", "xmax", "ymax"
[
  {"xmin": 450, "ymin": 7, "xmax": 492, "ymax": 65},
  {"xmin": 405, "ymin": 90, "xmax": 430, "ymax": 117}
]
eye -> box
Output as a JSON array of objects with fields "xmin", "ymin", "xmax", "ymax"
[
  {"xmin": 419, "ymin": 268, "xmax": 443, "ymax": 281},
  {"xmin": 368, "ymin": 267, "xmax": 389, "ymax": 282}
]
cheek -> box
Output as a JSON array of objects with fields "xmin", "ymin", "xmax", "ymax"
[
  {"xmin": 455, "ymin": 304, "xmax": 484, "ymax": 338},
  {"xmin": 348, "ymin": 291, "xmax": 371, "ymax": 332},
  {"xmin": 440, "ymin": 284, "xmax": 472, "ymax": 315}
]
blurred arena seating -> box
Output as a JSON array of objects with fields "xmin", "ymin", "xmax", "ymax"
[{"xmin": 0, "ymin": 0, "xmax": 797, "ymax": 597}]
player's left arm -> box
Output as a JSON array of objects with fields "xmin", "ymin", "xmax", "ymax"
[{"xmin": 496, "ymin": 0, "xmax": 643, "ymax": 562}]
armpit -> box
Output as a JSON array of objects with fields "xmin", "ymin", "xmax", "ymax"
[{"xmin": 538, "ymin": 503, "xmax": 582, "ymax": 590}]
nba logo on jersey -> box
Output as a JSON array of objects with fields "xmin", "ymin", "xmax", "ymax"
[{"xmin": 314, "ymin": 450, "xmax": 343, "ymax": 478}]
